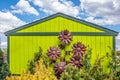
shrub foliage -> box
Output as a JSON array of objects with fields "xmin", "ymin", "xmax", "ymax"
[
  {"xmin": 0, "ymin": 48, "xmax": 10, "ymax": 80},
  {"xmin": 6, "ymin": 59, "xmax": 57, "ymax": 80}
]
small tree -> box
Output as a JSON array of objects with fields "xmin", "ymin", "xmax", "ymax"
[{"xmin": 0, "ymin": 48, "xmax": 10, "ymax": 80}]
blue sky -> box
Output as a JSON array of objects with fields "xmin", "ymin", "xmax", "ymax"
[{"xmin": 0, "ymin": 0, "xmax": 120, "ymax": 50}]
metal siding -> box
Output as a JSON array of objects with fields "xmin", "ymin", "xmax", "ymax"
[
  {"xmin": 18, "ymin": 17, "xmax": 104, "ymax": 32},
  {"xmin": 10, "ymin": 36, "xmax": 113, "ymax": 74}
]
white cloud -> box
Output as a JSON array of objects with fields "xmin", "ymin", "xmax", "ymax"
[
  {"xmin": 0, "ymin": 11, "xmax": 26, "ymax": 48},
  {"xmin": 0, "ymin": 11, "xmax": 26, "ymax": 33},
  {"xmin": 30, "ymin": 0, "xmax": 79, "ymax": 17},
  {"xmin": 80, "ymin": 0, "xmax": 120, "ymax": 25},
  {"xmin": 11, "ymin": 0, "xmax": 39, "ymax": 16},
  {"xmin": 85, "ymin": 16, "xmax": 114, "ymax": 25},
  {"xmin": 116, "ymin": 33, "xmax": 120, "ymax": 40},
  {"xmin": 1, "ymin": 42, "xmax": 7, "ymax": 48},
  {"xmin": 116, "ymin": 33, "xmax": 120, "ymax": 50}
]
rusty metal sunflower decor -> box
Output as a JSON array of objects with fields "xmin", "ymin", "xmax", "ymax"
[
  {"xmin": 72, "ymin": 42, "xmax": 86, "ymax": 56},
  {"xmin": 47, "ymin": 30, "xmax": 86, "ymax": 79},
  {"xmin": 54, "ymin": 62, "xmax": 66, "ymax": 79},
  {"xmin": 47, "ymin": 47, "xmax": 61, "ymax": 62},
  {"xmin": 58, "ymin": 30, "xmax": 72, "ymax": 45}
]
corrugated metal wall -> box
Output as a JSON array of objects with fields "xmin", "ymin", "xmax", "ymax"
[{"xmin": 10, "ymin": 36, "xmax": 113, "ymax": 74}]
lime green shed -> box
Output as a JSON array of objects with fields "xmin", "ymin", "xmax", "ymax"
[{"xmin": 5, "ymin": 13, "xmax": 118, "ymax": 74}]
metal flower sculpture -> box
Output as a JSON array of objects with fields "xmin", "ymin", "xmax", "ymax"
[
  {"xmin": 58, "ymin": 30, "xmax": 72, "ymax": 45},
  {"xmin": 72, "ymin": 42, "xmax": 86, "ymax": 56},
  {"xmin": 70, "ymin": 42, "xmax": 86, "ymax": 69},
  {"xmin": 72, "ymin": 53, "xmax": 81, "ymax": 61},
  {"xmin": 47, "ymin": 47, "xmax": 61, "ymax": 62},
  {"xmin": 47, "ymin": 30, "xmax": 87, "ymax": 79},
  {"xmin": 70, "ymin": 57, "xmax": 82, "ymax": 69},
  {"xmin": 54, "ymin": 62, "xmax": 66, "ymax": 79}
]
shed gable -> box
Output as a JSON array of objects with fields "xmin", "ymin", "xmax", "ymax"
[
  {"xmin": 18, "ymin": 16, "xmax": 104, "ymax": 32},
  {"xmin": 5, "ymin": 13, "xmax": 118, "ymax": 36}
]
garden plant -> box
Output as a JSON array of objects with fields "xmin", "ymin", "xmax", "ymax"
[{"xmin": 0, "ymin": 48, "xmax": 10, "ymax": 80}]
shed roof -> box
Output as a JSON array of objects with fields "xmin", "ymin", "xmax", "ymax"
[{"xmin": 5, "ymin": 12, "xmax": 118, "ymax": 36}]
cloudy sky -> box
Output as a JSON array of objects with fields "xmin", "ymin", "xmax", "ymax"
[{"xmin": 0, "ymin": 0, "xmax": 120, "ymax": 50}]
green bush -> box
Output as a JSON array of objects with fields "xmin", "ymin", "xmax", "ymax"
[
  {"xmin": 81, "ymin": 49, "xmax": 120, "ymax": 80},
  {"xmin": 60, "ymin": 64, "xmax": 81, "ymax": 80},
  {"xmin": 0, "ymin": 63, "xmax": 10, "ymax": 79},
  {"xmin": 0, "ymin": 48, "xmax": 10, "ymax": 80},
  {"xmin": 27, "ymin": 47, "xmax": 42, "ymax": 74}
]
